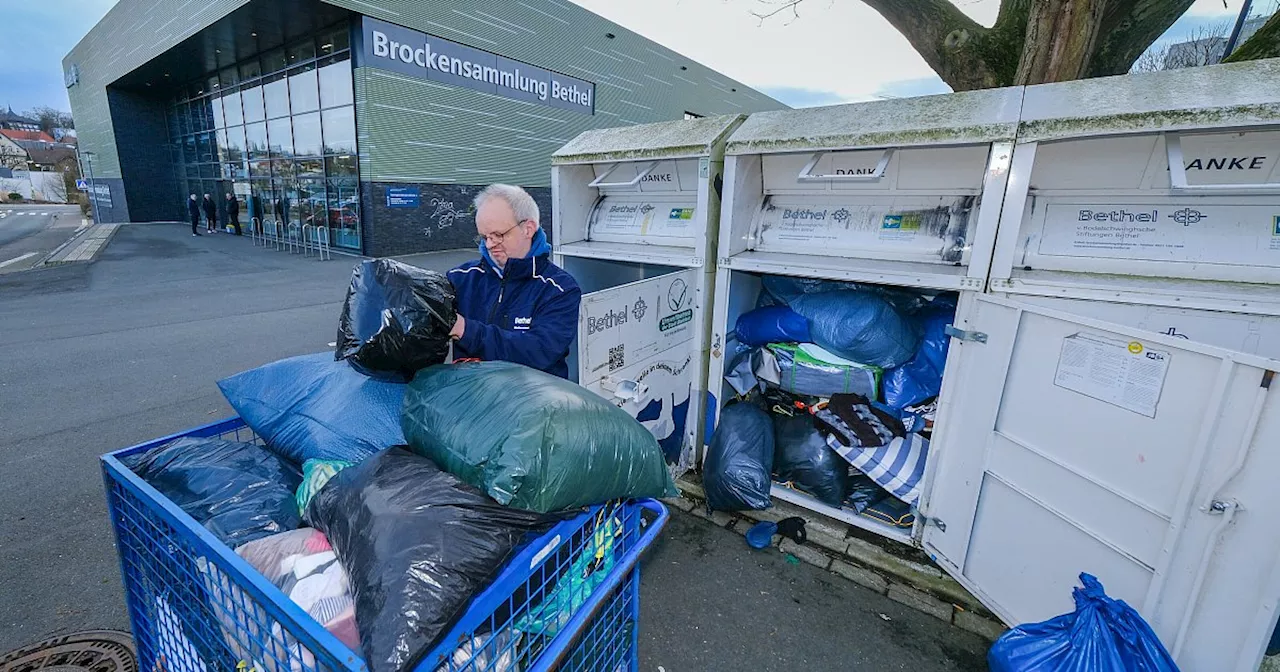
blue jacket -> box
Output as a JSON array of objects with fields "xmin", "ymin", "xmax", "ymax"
[{"xmin": 448, "ymin": 228, "xmax": 581, "ymax": 378}]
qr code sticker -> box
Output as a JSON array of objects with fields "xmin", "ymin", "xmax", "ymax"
[{"xmin": 608, "ymin": 344, "xmax": 625, "ymax": 372}]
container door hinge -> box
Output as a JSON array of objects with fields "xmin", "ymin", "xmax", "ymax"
[{"xmin": 944, "ymin": 325, "xmax": 988, "ymax": 344}]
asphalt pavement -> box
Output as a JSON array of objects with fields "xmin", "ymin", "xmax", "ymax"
[
  {"xmin": 0, "ymin": 205, "xmax": 85, "ymax": 273},
  {"xmin": 0, "ymin": 223, "xmax": 988, "ymax": 670}
]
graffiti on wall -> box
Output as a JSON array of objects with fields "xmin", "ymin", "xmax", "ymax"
[{"xmin": 422, "ymin": 197, "xmax": 474, "ymax": 238}]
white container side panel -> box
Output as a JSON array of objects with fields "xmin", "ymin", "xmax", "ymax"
[
  {"xmin": 991, "ymin": 126, "xmax": 1280, "ymax": 305},
  {"xmin": 576, "ymin": 267, "xmax": 712, "ymax": 470},
  {"xmin": 920, "ymin": 293, "xmax": 1280, "ymax": 671},
  {"xmin": 761, "ymin": 145, "xmax": 989, "ymax": 194}
]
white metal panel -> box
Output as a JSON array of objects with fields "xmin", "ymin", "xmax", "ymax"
[
  {"xmin": 1012, "ymin": 295, "xmax": 1280, "ymax": 360},
  {"xmin": 578, "ymin": 269, "xmax": 703, "ymax": 469},
  {"xmin": 761, "ymin": 146, "xmax": 989, "ymax": 194},
  {"xmin": 921, "ymin": 293, "xmax": 1280, "ymax": 671},
  {"xmin": 587, "ymin": 195, "xmax": 700, "ymax": 246}
]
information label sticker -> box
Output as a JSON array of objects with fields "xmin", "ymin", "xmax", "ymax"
[{"xmin": 1053, "ymin": 333, "xmax": 1170, "ymax": 418}]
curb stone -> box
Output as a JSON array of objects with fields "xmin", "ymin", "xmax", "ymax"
[{"xmin": 673, "ymin": 476, "xmax": 1007, "ymax": 641}]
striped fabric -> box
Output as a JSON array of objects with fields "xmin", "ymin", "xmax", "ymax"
[{"xmin": 826, "ymin": 433, "xmax": 929, "ymax": 506}]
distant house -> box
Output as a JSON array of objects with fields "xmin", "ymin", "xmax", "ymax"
[
  {"xmin": 18, "ymin": 141, "xmax": 77, "ymax": 171},
  {"xmin": 0, "ymin": 129, "xmax": 56, "ymax": 144},
  {"xmin": 0, "ymin": 107, "xmax": 41, "ymax": 132},
  {"xmin": 0, "ymin": 132, "xmax": 27, "ymax": 168}
]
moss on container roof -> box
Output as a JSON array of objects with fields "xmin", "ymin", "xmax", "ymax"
[
  {"xmin": 725, "ymin": 87, "xmax": 1023, "ymax": 155},
  {"xmin": 552, "ymin": 114, "xmax": 746, "ymax": 164},
  {"xmin": 1019, "ymin": 59, "xmax": 1280, "ymax": 142}
]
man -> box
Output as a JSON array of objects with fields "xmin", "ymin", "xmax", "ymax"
[
  {"xmin": 224, "ymin": 193, "xmax": 242, "ymax": 235},
  {"xmin": 187, "ymin": 194, "xmax": 202, "ymax": 237},
  {"xmin": 447, "ymin": 184, "xmax": 580, "ymax": 378},
  {"xmin": 202, "ymin": 194, "xmax": 218, "ymax": 233}
]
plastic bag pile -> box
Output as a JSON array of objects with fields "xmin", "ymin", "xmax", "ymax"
[
  {"xmin": 127, "ymin": 257, "xmax": 674, "ymax": 672},
  {"xmin": 709, "ymin": 275, "xmax": 955, "ymax": 529}
]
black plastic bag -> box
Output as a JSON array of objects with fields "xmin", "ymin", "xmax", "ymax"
[
  {"xmin": 846, "ymin": 474, "xmax": 887, "ymax": 514},
  {"xmin": 772, "ymin": 413, "xmax": 848, "ymax": 507},
  {"xmin": 336, "ymin": 258, "xmax": 457, "ymax": 382},
  {"xmin": 123, "ymin": 437, "xmax": 301, "ymax": 548},
  {"xmin": 704, "ymin": 402, "xmax": 774, "ymax": 512},
  {"xmin": 304, "ymin": 447, "xmax": 555, "ymax": 672}
]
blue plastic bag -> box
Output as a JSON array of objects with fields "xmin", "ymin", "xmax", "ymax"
[
  {"xmin": 735, "ymin": 306, "xmax": 811, "ymax": 346},
  {"xmin": 883, "ymin": 297, "xmax": 957, "ymax": 410},
  {"xmin": 704, "ymin": 402, "xmax": 774, "ymax": 512},
  {"xmin": 218, "ymin": 353, "xmax": 405, "ymax": 464},
  {"xmin": 760, "ymin": 275, "xmax": 930, "ymax": 315},
  {"xmin": 988, "ymin": 573, "xmax": 1179, "ymax": 672},
  {"xmin": 790, "ymin": 290, "xmax": 920, "ymax": 368}
]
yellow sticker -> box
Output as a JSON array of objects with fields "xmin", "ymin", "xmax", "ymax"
[{"xmin": 1128, "ymin": 341, "xmax": 1144, "ymax": 354}]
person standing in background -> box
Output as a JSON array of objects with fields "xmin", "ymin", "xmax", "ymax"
[
  {"xmin": 202, "ymin": 194, "xmax": 218, "ymax": 233},
  {"xmin": 187, "ymin": 194, "xmax": 202, "ymax": 237},
  {"xmin": 225, "ymin": 193, "xmax": 242, "ymax": 236}
]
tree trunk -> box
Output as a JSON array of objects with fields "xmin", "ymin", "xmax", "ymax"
[
  {"xmin": 1015, "ymin": 0, "xmax": 1107, "ymax": 83},
  {"xmin": 860, "ymin": 0, "xmax": 1010, "ymax": 90},
  {"xmin": 1224, "ymin": 10, "xmax": 1280, "ymax": 62},
  {"xmin": 1087, "ymin": 0, "xmax": 1198, "ymax": 76}
]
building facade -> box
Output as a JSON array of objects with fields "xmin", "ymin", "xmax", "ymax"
[{"xmin": 64, "ymin": 0, "xmax": 785, "ymax": 254}]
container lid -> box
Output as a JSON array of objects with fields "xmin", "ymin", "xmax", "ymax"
[
  {"xmin": 1019, "ymin": 59, "xmax": 1280, "ymax": 143},
  {"xmin": 725, "ymin": 87, "xmax": 1023, "ymax": 155},
  {"xmin": 552, "ymin": 114, "xmax": 746, "ymax": 164}
]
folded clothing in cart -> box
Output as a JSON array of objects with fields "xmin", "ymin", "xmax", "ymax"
[
  {"xmin": 304, "ymin": 446, "xmax": 556, "ymax": 672},
  {"xmin": 123, "ymin": 436, "xmax": 302, "ymax": 548},
  {"xmin": 202, "ymin": 527, "xmax": 361, "ymax": 672}
]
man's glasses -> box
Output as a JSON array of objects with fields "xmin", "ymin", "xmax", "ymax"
[{"xmin": 475, "ymin": 220, "xmax": 529, "ymax": 245}]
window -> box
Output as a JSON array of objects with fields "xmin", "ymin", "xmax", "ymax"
[
  {"xmin": 291, "ymin": 112, "xmax": 322, "ymax": 157},
  {"xmin": 220, "ymin": 67, "xmax": 240, "ymax": 88},
  {"xmin": 222, "ymin": 90, "xmax": 243, "ymax": 127},
  {"xmin": 261, "ymin": 48, "xmax": 288, "ymax": 75},
  {"xmin": 225, "ymin": 125, "xmax": 245, "ymax": 162},
  {"xmin": 245, "ymin": 122, "xmax": 268, "ymax": 160},
  {"xmin": 264, "ymin": 73, "xmax": 290, "ymax": 119},
  {"xmin": 240, "ymin": 59, "xmax": 262, "ymax": 82},
  {"xmin": 321, "ymin": 106, "xmax": 356, "ymax": 155},
  {"xmin": 288, "ymin": 39, "xmax": 316, "ymax": 65},
  {"xmin": 211, "ymin": 97, "xmax": 224, "ymax": 131},
  {"xmin": 318, "ymin": 58, "xmax": 353, "ymax": 108},
  {"xmin": 216, "ymin": 129, "xmax": 229, "ymax": 162},
  {"xmin": 241, "ymin": 85, "xmax": 265, "ymax": 123},
  {"xmin": 288, "ymin": 66, "xmax": 320, "ymax": 114},
  {"xmin": 267, "ymin": 117, "xmax": 293, "ymax": 158},
  {"xmin": 318, "ymin": 27, "xmax": 349, "ymax": 56},
  {"xmin": 197, "ymin": 132, "xmax": 214, "ymax": 163}
]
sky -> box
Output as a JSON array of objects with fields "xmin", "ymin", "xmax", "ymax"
[{"xmin": 0, "ymin": 0, "xmax": 1265, "ymax": 116}]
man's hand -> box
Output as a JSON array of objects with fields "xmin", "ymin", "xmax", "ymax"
[{"xmin": 449, "ymin": 314, "xmax": 466, "ymax": 340}]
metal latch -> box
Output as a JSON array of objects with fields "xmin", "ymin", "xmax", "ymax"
[
  {"xmin": 944, "ymin": 325, "xmax": 987, "ymax": 344},
  {"xmin": 924, "ymin": 516, "xmax": 947, "ymax": 533}
]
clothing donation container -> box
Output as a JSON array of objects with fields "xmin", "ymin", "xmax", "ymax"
[
  {"xmin": 952, "ymin": 60, "xmax": 1280, "ymax": 671},
  {"xmin": 552, "ymin": 114, "xmax": 746, "ymax": 472},
  {"xmin": 708, "ymin": 87, "xmax": 1023, "ymax": 545}
]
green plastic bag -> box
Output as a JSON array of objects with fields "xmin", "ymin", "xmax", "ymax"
[
  {"xmin": 295, "ymin": 459, "xmax": 353, "ymax": 515},
  {"xmin": 401, "ymin": 361, "xmax": 677, "ymax": 512}
]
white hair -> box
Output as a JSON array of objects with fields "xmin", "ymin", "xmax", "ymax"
[{"xmin": 474, "ymin": 183, "xmax": 539, "ymax": 225}]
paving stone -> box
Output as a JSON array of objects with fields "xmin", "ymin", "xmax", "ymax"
[
  {"xmin": 830, "ymin": 559, "xmax": 889, "ymax": 594},
  {"xmin": 887, "ymin": 583, "xmax": 953, "ymax": 622},
  {"xmin": 779, "ymin": 538, "xmax": 832, "ymax": 570},
  {"xmin": 954, "ymin": 607, "xmax": 1007, "ymax": 642},
  {"xmin": 662, "ymin": 496, "xmax": 695, "ymax": 513}
]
